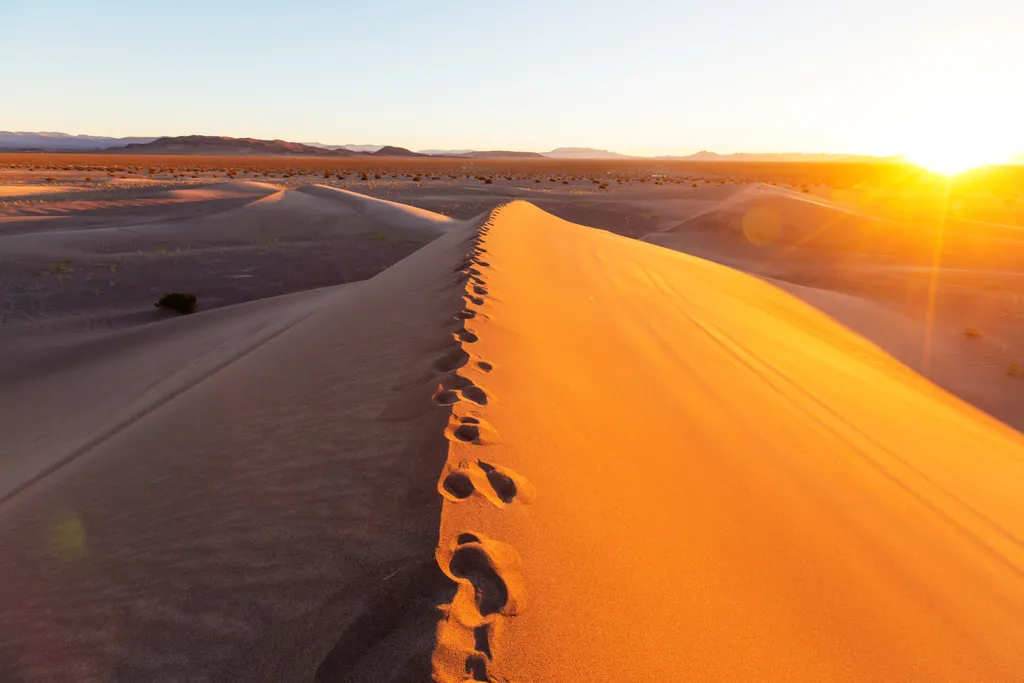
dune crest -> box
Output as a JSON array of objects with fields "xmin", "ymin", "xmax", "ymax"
[
  {"xmin": 299, "ymin": 184, "xmax": 459, "ymax": 233},
  {"xmin": 434, "ymin": 200, "xmax": 1024, "ymax": 681}
]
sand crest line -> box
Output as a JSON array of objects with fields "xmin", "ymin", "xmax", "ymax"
[{"xmin": 429, "ymin": 205, "xmax": 531, "ymax": 683}]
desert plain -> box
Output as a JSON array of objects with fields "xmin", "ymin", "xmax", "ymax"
[{"xmin": 1, "ymin": 154, "xmax": 1023, "ymax": 681}]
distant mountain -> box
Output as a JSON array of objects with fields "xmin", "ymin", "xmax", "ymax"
[
  {"xmin": 118, "ymin": 136, "xmax": 362, "ymax": 156},
  {"xmin": 544, "ymin": 147, "xmax": 634, "ymax": 159},
  {"xmin": 372, "ymin": 145, "xmax": 420, "ymax": 157},
  {"xmin": 456, "ymin": 150, "xmax": 545, "ymax": 159},
  {"xmin": 301, "ymin": 142, "xmax": 384, "ymax": 153},
  {"xmin": 663, "ymin": 151, "xmax": 899, "ymax": 163},
  {"xmin": 419, "ymin": 149, "xmax": 475, "ymax": 156},
  {"xmin": 418, "ymin": 149, "xmax": 544, "ymax": 158},
  {"xmin": 301, "ymin": 142, "xmax": 385, "ymax": 152},
  {"xmin": 0, "ymin": 131, "xmax": 156, "ymax": 151},
  {"xmin": 342, "ymin": 144, "xmax": 385, "ymax": 153}
]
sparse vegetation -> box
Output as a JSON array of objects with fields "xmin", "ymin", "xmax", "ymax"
[{"xmin": 155, "ymin": 292, "xmax": 198, "ymax": 315}]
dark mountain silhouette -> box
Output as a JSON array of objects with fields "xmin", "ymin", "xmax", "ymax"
[{"xmin": 117, "ymin": 135, "xmax": 363, "ymax": 156}]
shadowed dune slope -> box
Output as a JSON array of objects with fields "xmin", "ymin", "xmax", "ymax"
[
  {"xmin": 0, "ymin": 184, "xmax": 461, "ymax": 343},
  {"xmin": 2, "ymin": 197, "xmax": 1022, "ymax": 682},
  {"xmin": 437, "ymin": 201, "xmax": 1024, "ymax": 682},
  {"xmin": 0, "ymin": 214, "xmax": 485, "ymax": 682}
]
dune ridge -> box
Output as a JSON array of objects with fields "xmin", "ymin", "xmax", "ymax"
[
  {"xmin": 433, "ymin": 201, "xmax": 1024, "ymax": 681},
  {"xmin": 2, "ymin": 193, "xmax": 1023, "ymax": 681},
  {"xmin": 424, "ymin": 207, "xmax": 538, "ymax": 682}
]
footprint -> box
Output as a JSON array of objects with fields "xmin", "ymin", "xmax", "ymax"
[
  {"xmin": 449, "ymin": 545, "xmax": 509, "ymax": 616},
  {"xmin": 432, "ymin": 535, "xmax": 522, "ymax": 682},
  {"xmin": 437, "ymin": 458, "xmax": 533, "ymax": 507},
  {"xmin": 465, "ymin": 296, "xmax": 484, "ymax": 306},
  {"xmin": 455, "ymin": 309, "xmax": 476, "ymax": 320},
  {"xmin": 432, "ymin": 388, "xmax": 460, "ymax": 406},
  {"xmin": 441, "ymin": 535, "xmax": 522, "ymax": 619},
  {"xmin": 477, "ymin": 462, "xmax": 516, "ymax": 504},
  {"xmin": 444, "ymin": 414, "xmax": 496, "ymax": 445},
  {"xmin": 472, "ymin": 286, "xmax": 488, "ymax": 296},
  {"xmin": 460, "ymin": 385, "xmax": 487, "ymax": 406},
  {"xmin": 465, "ymin": 656, "xmax": 488, "ymax": 681},
  {"xmin": 433, "ymin": 347, "xmax": 470, "ymax": 373},
  {"xmin": 455, "ymin": 329, "xmax": 479, "ymax": 343},
  {"xmin": 442, "ymin": 472, "xmax": 474, "ymax": 499},
  {"xmin": 453, "ymin": 425, "xmax": 479, "ymax": 442},
  {"xmin": 477, "ymin": 361, "xmax": 493, "ymax": 372},
  {"xmin": 473, "ymin": 625, "xmax": 492, "ymax": 659}
]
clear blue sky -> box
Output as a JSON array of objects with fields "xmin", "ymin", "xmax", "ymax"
[{"xmin": 3, "ymin": 0, "xmax": 1021, "ymax": 158}]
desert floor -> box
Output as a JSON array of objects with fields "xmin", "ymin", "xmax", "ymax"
[{"xmin": 1, "ymin": 161, "xmax": 1022, "ymax": 681}]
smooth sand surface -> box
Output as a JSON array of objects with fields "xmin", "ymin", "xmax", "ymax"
[
  {"xmin": 645, "ymin": 183, "xmax": 1024, "ymax": 431},
  {"xmin": 1, "ymin": 188, "xmax": 1022, "ymax": 682},
  {"xmin": 435, "ymin": 202, "xmax": 1024, "ymax": 681},
  {"xmin": 0, "ymin": 182, "xmax": 459, "ymax": 343},
  {"xmin": 0, "ymin": 213, "xmax": 481, "ymax": 682}
]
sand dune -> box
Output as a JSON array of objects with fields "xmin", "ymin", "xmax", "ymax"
[
  {"xmin": 643, "ymin": 184, "xmax": 1024, "ymax": 431},
  {"xmin": 435, "ymin": 201, "xmax": 1024, "ymax": 681},
  {"xmin": 647, "ymin": 183, "xmax": 1024, "ymax": 269},
  {"xmin": 1, "ymin": 196, "xmax": 1022, "ymax": 682},
  {"xmin": 0, "ymin": 183, "xmax": 457, "ymax": 343},
  {"xmin": 300, "ymin": 185, "xmax": 458, "ymax": 233},
  {"xmin": 0, "ymin": 213, "xmax": 479, "ymax": 682}
]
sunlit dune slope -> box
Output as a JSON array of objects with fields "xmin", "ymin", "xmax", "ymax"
[
  {"xmin": 1, "ymin": 194, "xmax": 1022, "ymax": 683},
  {"xmin": 300, "ymin": 184, "xmax": 458, "ymax": 233},
  {"xmin": 646, "ymin": 183, "xmax": 1024, "ymax": 270},
  {"xmin": 640, "ymin": 183, "xmax": 1024, "ymax": 433},
  {"xmin": 438, "ymin": 201, "xmax": 1024, "ymax": 682}
]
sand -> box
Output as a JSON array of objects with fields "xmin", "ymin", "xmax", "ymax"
[
  {"xmin": 0, "ymin": 181, "xmax": 457, "ymax": 344},
  {"xmin": 0, "ymin": 176, "xmax": 1022, "ymax": 681},
  {"xmin": 0, "ymin": 212, "xmax": 479, "ymax": 682},
  {"xmin": 431, "ymin": 201, "xmax": 1024, "ymax": 681},
  {"xmin": 646, "ymin": 183, "xmax": 1024, "ymax": 431}
]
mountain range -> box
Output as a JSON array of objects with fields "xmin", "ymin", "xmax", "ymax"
[{"xmin": 1, "ymin": 131, "xmax": 912, "ymax": 162}]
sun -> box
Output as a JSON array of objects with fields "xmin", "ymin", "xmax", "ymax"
[
  {"xmin": 908, "ymin": 149, "xmax": 1001, "ymax": 177},
  {"xmin": 904, "ymin": 139, "xmax": 1011, "ymax": 177}
]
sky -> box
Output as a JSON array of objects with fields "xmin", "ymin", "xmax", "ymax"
[{"xmin": 3, "ymin": 0, "xmax": 1022, "ymax": 158}]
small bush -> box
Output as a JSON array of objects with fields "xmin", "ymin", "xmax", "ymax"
[{"xmin": 155, "ymin": 292, "xmax": 198, "ymax": 315}]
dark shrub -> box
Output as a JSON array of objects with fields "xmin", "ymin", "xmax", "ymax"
[{"xmin": 155, "ymin": 292, "xmax": 198, "ymax": 315}]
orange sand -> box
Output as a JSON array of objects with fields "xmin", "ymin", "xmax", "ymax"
[{"xmin": 434, "ymin": 201, "xmax": 1024, "ymax": 682}]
